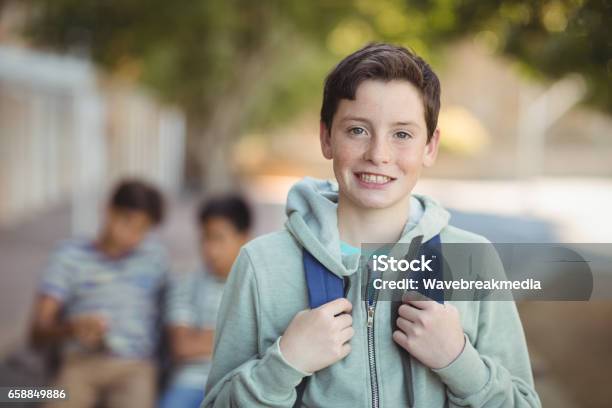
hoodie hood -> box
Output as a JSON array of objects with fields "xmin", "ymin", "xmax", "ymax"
[{"xmin": 284, "ymin": 177, "xmax": 450, "ymax": 277}]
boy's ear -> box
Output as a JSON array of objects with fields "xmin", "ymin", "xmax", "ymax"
[
  {"xmin": 319, "ymin": 121, "xmax": 333, "ymax": 160},
  {"xmin": 423, "ymin": 127, "xmax": 441, "ymax": 168}
]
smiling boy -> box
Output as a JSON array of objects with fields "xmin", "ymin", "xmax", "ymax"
[{"xmin": 202, "ymin": 43, "xmax": 541, "ymax": 407}]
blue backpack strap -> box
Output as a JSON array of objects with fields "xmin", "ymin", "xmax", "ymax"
[
  {"xmin": 303, "ymin": 249, "xmax": 344, "ymax": 308},
  {"xmin": 295, "ymin": 249, "xmax": 345, "ymax": 407},
  {"xmin": 392, "ymin": 233, "xmax": 443, "ymax": 408},
  {"xmin": 420, "ymin": 233, "xmax": 444, "ymax": 304}
]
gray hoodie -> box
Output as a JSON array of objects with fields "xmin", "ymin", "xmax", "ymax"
[{"xmin": 202, "ymin": 177, "xmax": 541, "ymax": 407}]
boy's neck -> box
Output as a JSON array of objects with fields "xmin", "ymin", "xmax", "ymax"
[
  {"xmin": 337, "ymin": 195, "xmax": 410, "ymax": 247},
  {"xmin": 95, "ymin": 233, "xmax": 129, "ymax": 259}
]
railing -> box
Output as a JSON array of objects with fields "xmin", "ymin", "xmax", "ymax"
[{"xmin": 0, "ymin": 45, "xmax": 185, "ymax": 234}]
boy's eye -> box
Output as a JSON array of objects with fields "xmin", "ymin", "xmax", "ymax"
[
  {"xmin": 395, "ymin": 131, "xmax": 412, "ymax": 139},
  {"xmin": 349, "ymin": 127, "xmax": 366, "ymax": 136}
]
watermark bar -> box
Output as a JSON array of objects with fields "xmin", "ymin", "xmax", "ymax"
[
  {"xmin": 359, "ymin": 243, "xmax": 612, "ymax": 302},
  {"xmin": 0, "ymin": 387, "xmax": 68, "ymax": 403}
]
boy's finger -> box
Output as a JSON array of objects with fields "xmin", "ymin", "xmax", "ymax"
[
  {"xmin": 396, "ymin": 316, "xmax": 414, "ymax": 334},
  {"xmin": 95, "ymin": 315, "xmax": 108, "ymax": 328},
  {"xmin": 320, "ymin": 297, "xmax": 352, "ymax": 315},
  {"xmin": 98, "ymin": 321, "xmax": 108, "ymax": 332},
  {"xmin": 402, "ymin": 290, "xmax": 435, "ymax": 309},
  {"xmin": 392, "ymin": 329, "xmax": 411, "ymax": 351},
  {"xmin": 339, "ymin": 326, "xmax": 355, "ymax": 343},
  {"xmin": 334, "ymin": 313, "xmax": 353, "ymax": 330},
  {"xmin": 339, "ymin": 343, "xmax": 352, "ymax": 359},
  {"xmin": 397, "ymin": 303, "xmax": 419, "ymax": 322},
  {"xmin": 403, "ymin": 290, "xmax": 430, "ymax": 302}
]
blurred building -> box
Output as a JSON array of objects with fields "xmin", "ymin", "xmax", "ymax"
[{"xmin": 0, "ymin": 45, "xmax": 186, "ymax": 235}]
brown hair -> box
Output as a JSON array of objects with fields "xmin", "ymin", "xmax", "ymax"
[
  {"xmin": 320, "ymin": 42, "xmax": 441, "ymax": 141},
  {"xmin": 198, "ymin": 194, "xmax": 252, "ymax": 233},
  {"xmin": 110, "ymin": 179, "xmax": 165, "ymax": 225}
]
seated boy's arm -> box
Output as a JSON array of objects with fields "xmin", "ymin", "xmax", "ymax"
[
  {"xmin": 30, "ymin": 295, "xmax": 70, "ymax": 347},
  {"xmin": 164, "ymin": 272, "xmax": 215, "ymax": 361},
  {"xmin": 32, "ymin": 247, "xmax": 108, "ymax": 350},
  {"xmin": 167, "ymin": 325, "xmax": 214, "ymax": 361},
  {"xmin": 202, "ymin": 248, "xmax": 311, "ymax": 408},
  {"xmin": 30, "ymin": 295, "xmax": 107, "ymax": 350}
]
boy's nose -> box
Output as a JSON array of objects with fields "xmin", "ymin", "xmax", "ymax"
[{"xmin": 364, "ymin": 136, "xmax": 391, "ymax": 165}]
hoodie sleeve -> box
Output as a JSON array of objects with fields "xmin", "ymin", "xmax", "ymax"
[
  {"xmin": 431, "ymin": 245, "xmax": 542, "ymax": 407},
  {"xmin": 201, "ymin": 248, "xmax": 310, "ymax": 408}
]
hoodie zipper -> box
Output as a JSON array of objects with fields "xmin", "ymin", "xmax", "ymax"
[{"xmin": 366, "ymin": 266, "xmax": 380, "ymax": 408}]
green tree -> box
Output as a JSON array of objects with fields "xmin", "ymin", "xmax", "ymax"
[
  {"xmin": 20, "ymin": 0, "xmax": 610, "ymax": 189},
  {"xmin": 406, "ymin": 0, "xmax": 611, "ymax": 111},
  {"xmin": 23, "ymin": 0, "xmax": 358, "ymax": 191}
]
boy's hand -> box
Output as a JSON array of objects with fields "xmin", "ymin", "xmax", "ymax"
[
  {"xmin": 280, "ymin": 298, "xmax": 354, "ymax": 374},
  {"xmin": 69, "ymin": 315, "xmax": 107, "ymax": 350},
  {"xmin": 393, "ymin": 292, "xmax": 465, "ymax": 369}
]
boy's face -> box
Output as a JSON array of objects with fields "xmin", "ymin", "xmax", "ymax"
[
  {"xmin": 201, "ymin": 217, "xmax": 248, "ymax": 279},
  {"xmin": 105, "ymin": 207, "xmax": 153, "ymax": 253},
  {"xmin": 320, "ymin": 79, "xmax": 440, "ymax": 212}
]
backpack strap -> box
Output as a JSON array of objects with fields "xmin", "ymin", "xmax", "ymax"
[
  {"xmin": 295, "ymin": 249, "xmax": 346, "ymax": 407},
  {"xmin": 419, "ymin": 233, "xmax": 444, "ymax": 304},
  {"xmin": 303, "ymin": 249, "xmax": 344, "ymax": 308},
  {"xmin": 297, "ymin": 235, "xmax": 442, "ymax": 407},
  {"xmin": 390, "ymin": 233, "xmax": 443, "ymax": 408}
]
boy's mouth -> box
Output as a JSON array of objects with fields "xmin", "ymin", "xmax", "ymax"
[{"xmin": 355, "ymin": 172, "xmax": 396, "ymax": 185}]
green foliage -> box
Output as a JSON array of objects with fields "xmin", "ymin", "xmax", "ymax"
[
  {"xmin": 22, "ymin": 0, "xmax": 611, "ymax": 129},
  {"xmin": 24, "ymin": 1, "xmax": 354, "ymax": 112},
  {"xmin": 245, "ymin": 43, "xmax": 338, "ymax": 132},
  {"xmin": 407, "ymin": 0, "xmax": 612, "ymax": 111}
]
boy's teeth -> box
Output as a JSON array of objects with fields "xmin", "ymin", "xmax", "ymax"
[{"xmin": 359, "ymin": 173, "xmax": 390, "ymax": 184}]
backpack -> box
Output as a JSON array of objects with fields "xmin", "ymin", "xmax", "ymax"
[{"xmin": 294, "ymin": 234, "xmax": 443, "ymax": 407}]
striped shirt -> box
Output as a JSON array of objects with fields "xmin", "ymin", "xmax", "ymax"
[{"xmin": 39, "ymin": 238, "xmax": 169, "ymax": 359}]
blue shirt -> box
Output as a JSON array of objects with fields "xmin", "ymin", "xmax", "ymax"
[
  {"xmin": 165, "ymin": 268, "xmax": 225, "ymax": 388},
  {"xmin": 38, "ymin": 239, "xmax": 169, "ymax": 359}
]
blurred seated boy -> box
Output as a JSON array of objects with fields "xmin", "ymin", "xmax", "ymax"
[
  {"xmin": 159, "ymin": 195, "xmax": 252, "ymax": 408},
  {"xmin": 29, "ymin": 180, "xmax": 168, "ymax": 408}
]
